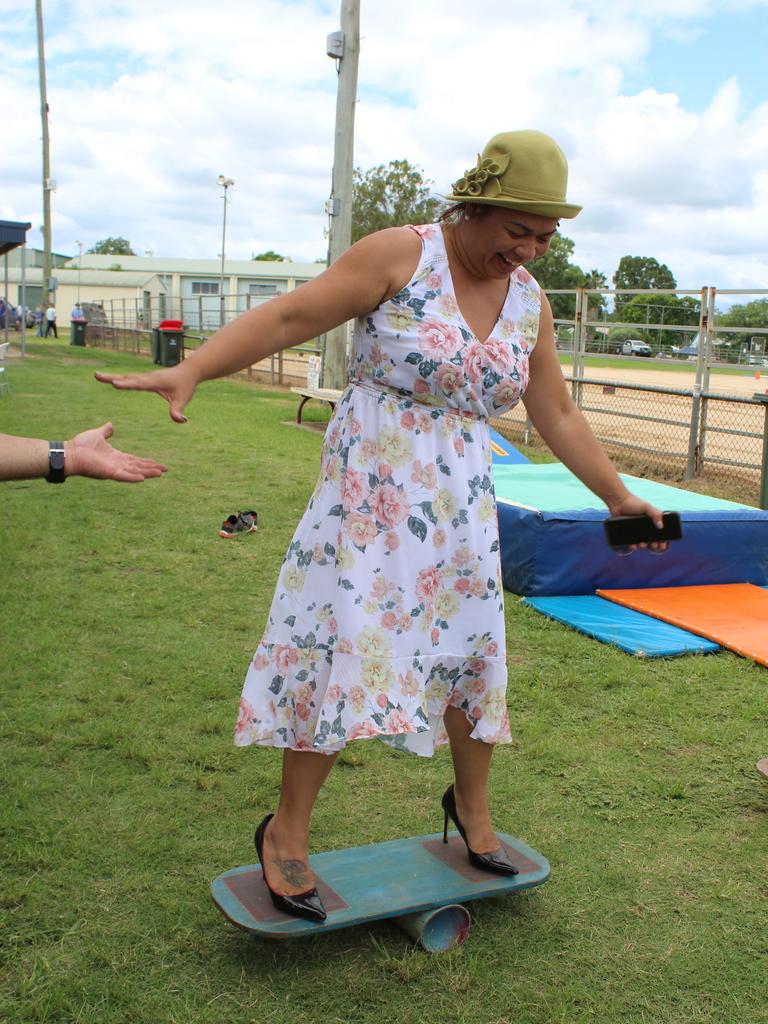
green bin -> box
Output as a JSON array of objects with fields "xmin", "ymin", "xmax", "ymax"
[
  {"xmin": 70, "ymin": 320, "xmax": 87, "ymax": 346},
  {"xmin": 151, "ymin": 328, "xmax": 161, "ymax": 364},
  {"xmin": 158, "ymin": 328, "xmax": 184, "ymax": 367}
]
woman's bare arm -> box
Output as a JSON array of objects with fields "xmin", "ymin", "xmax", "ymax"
[
  {"xmin": 523, "ymin": 296, "xmax": 663, "ymax": 524},
  {"xmin": 95, "ymin": 228, "xmax": 422, "ymax": 421}
]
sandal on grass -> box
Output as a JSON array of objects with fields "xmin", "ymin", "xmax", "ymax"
[
  {"xmin": 238, "ymin": 510, "xmax": 258, "ymax": 531},
  {"xmin": 218, "ymin": 511, "xmax": 258, "ymax": 539}
]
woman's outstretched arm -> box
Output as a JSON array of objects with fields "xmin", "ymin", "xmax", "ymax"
[{"xmin": 95, "ymin": 228, "xmax": 421, "ymax": 422}]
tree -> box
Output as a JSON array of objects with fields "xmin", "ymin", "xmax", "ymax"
[
  {"xmin": 617, "ymin": 293, "xmax": 700, "ymax": 349},
  {"xmin": 87, "ymin": 237, "xmax": 135, "ymax": 256},
  {"xmin": 352, "ymin": 160, "xmax": 441, "ymax": 243},
  {"xmin": 613, "ymin": 255, "xmax": 676, "ymax": 317},
  {"xmin": 584, "ymin": 269, "xmax": 608, "ymax": 291},
  {"xmin": 529, "ymin": 236, "xmax": 607, "ymax": 322},
  {"xmin": 717, "ymin": 298, "xmax": 768, "ymax": 330},
  {"xmin": 251, "ymin": 250, "xmax": 288, "ymax": 262},
  {"xmin": 715, "ymin": 298, "xmax": 768, "ymax": 351}
]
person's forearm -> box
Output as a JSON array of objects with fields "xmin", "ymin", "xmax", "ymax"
[
  {"xmin": 183, "ymin": 302, "xmax": 293, "ymax": 384},
  {"xmin": 0, "ymin": 434, "xmax": 58, "ymax": 481},
  {"xmin": 531, "ymin": 406, "xmax": 632, "ymax": 511}
]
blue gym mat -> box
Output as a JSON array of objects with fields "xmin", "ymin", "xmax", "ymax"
[
  {"xmin": 489, "ymin": 428, "xmax": 530, "ymax": 466},
  {"xmin": 523, "ymin": 594, "xmax": 721, "ymax": 658},
  {"xmin": 495, "ymin": 463, "xmax": 768, "ymax": 596}
]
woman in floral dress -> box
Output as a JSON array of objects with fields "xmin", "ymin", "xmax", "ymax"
[{"xmin": 98, "ymin": 130, "xmax": 664, "ymax": 922}]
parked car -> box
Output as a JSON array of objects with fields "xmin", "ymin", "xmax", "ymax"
[
  {"xmin": 621, "ymin": 339, "xmax": 653, "ymax": 357},
  {"xmin": 4, "ymin": 307, "xmax": 35, "ymax": 330}
]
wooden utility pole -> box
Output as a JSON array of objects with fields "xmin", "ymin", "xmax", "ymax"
[
  {"xmin": 35, "ymin": 0, "xmax": 52, "ymax": 302},
  {"xmin": 322, "ymin": 0, "xmax": 360, "ymax": 389}
]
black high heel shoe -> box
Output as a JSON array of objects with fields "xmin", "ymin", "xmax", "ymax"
[
  {"xmin": 254, "ymin": 814, "xmax": 327, "ymax": 922},
  {"xmin": 441, "ymin": 784, "xmax": 519, "ymax": 876}
]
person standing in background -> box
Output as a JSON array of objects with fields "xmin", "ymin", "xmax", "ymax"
[{"xmin": 44, "ymin": 303, "xmax": 58, "ymax": 338}]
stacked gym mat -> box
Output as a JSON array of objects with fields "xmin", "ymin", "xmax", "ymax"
[{"xmin": 492, "ymin": 458, "xmax": 768, "ymax": 661}]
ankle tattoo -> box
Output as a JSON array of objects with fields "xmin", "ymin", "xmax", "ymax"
[{"xmin": 277, "ymin": 858, "xmax": 310, "ymax": 888}]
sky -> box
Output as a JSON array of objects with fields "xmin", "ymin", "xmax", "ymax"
[{"xmin": 2, "ymin": 0, "xmax": 768, "ymax": 294}]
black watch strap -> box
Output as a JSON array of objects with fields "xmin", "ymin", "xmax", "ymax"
[{"xmin": 46, "ymin": 441, "xmax": 66, "ymax": 483}]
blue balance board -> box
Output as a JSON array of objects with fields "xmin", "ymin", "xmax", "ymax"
[{"xmin": 211, "ymin": 831, "xmax": 550, "ymax": 941}]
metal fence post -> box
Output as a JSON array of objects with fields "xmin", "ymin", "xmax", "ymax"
[
  {"xmin": 685, "ymin": 384, "xmax": 701, "ymax": 480},
  {"xmin": 685, "ymin": 288, "xmax": 709, "ymax": 478},
  {"xmin": 755, "ymin": 394, "xmax": 768, "ymax": 509},
  {"xmin": 570, "ymin": 287, "xmax": 587, "ymax": 408},
  {"xmin": 696, "ymin": 287, "xmax": 715, "ymax": 466}
]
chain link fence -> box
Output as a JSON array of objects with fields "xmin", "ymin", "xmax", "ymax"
[
  {"xmin": 82, "ymin": 295, "xmax": 321, "ymax": 386},
  {"xmin": 492, "ymin": 377, "xmax": 767, "ymax": 506},
  {"xmin": 83, "ymin": 287, "xmax": 768, "ymax": 505},
  {"xmin": 491, "ymin": 285, "xmax": 768, "ymax": 507}
]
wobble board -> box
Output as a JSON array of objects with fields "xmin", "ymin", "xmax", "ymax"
[{"xmin": 211, "ymin": 830, "xmax": 550, "ymax": 940}]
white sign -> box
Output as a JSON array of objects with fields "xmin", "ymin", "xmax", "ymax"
[{"xmin": 307, "ymin": 355, "xmax": 321, "ymax": 389}]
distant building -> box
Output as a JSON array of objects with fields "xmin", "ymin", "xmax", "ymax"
[
  {"xmin": 2, "ymin": 249, "xmax": 325, "ymax": 330},
  {"xmin": 65, "ymin": 253, "xmax": 324, "ymax": 330}
]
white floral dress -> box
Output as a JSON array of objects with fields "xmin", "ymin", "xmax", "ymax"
[{"xmin": 235, "ymin": 224, "xmax": 541, "ymax": 756}]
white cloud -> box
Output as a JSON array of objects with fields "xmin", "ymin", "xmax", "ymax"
[{"xmin": 2, "ymin": 0, "xmax": 768, "ymax": 289}]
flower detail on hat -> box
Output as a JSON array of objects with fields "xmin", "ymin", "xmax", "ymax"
[{"xmin": 452, "ymin": 154, "xmax": 511, "ymax": 199}]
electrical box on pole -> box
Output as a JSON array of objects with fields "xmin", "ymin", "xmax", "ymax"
[{"xmin": 322, "ymin": 0, "xmax": 360, "ymax": 390}]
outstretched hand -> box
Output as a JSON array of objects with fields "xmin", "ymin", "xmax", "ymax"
[
  {"xmin": 66, "ymin": 423, "xmax": 167, "ymax": 483},
  {"xmin": 94, "ymin": 364, "xmax": 195, "ymax": 423}
]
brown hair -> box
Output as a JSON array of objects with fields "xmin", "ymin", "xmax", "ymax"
[{"xmin": 438, "ymin": 202, "xmax": 494, "ymax": 225}]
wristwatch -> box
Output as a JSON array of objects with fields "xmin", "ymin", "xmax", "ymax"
[{"xmin": 46, "ymin": 441, "xmax": 66, "ymax": 483}]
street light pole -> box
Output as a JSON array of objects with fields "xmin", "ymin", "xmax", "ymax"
[
  {"xmin": 217, "ymin": 175, "xmax": 234, "ymax": 328},
  {"xmin": 35, "ymin": 0, "xmax": 53, "ymax": 303}
]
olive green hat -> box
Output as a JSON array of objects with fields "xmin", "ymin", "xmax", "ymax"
[{"xmin": 447, "ymin": 129, "xmax": 582, "ymax": 219}]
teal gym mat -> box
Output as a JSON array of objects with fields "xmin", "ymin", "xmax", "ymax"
[{"xmin": 494, "ymin": 463, "xmax": 755, "ymax": 512}]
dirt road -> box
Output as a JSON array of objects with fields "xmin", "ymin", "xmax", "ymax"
[{"xmin": 564, "ymin": 361, "xmax": 768, "ymax": 399}]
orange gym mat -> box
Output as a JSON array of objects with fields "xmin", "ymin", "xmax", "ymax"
[{"xmin": 596, "ymin": 583, "xmax": 768, "ymax": 668}]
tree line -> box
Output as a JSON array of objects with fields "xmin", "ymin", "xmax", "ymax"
[{"xmin": 351, "ymin": 163, "xmax": 767, "ymax": 350}]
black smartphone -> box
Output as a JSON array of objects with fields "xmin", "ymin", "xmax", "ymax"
[{"xmin": 603, "ymin": 511, "xmax": 682, "ymax": 548}]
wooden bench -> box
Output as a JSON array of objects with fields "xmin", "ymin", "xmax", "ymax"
[{"xmin": 290, "ymin": 386, "xmax": 343, "ymax": 424}]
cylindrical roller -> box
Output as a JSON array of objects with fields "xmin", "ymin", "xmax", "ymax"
[{"xmin": 394, "ymin": 903, "xmax": 471, "ymax": 952}]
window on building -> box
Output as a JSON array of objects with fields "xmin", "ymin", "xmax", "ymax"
[
  {"xmin": 191, "ymin": 281, "xmax": 219, "ymax": 295},
  {"xmin": 248, "ymin": 284, "xmax": 279, "ymax": 296}
]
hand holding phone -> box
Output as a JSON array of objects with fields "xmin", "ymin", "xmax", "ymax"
[{"xmin": 603, "ymin": 511, "xmax": 682, "ymax": 550}]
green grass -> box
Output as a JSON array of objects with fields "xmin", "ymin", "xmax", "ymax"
[{"xmin": 2, "ymin": 343, "xmax": 767, "ymax": 1024}]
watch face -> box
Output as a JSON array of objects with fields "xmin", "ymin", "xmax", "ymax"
[{"xmin": 48, "ymin": 443, "xmax": 66, "ymax": 482}]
